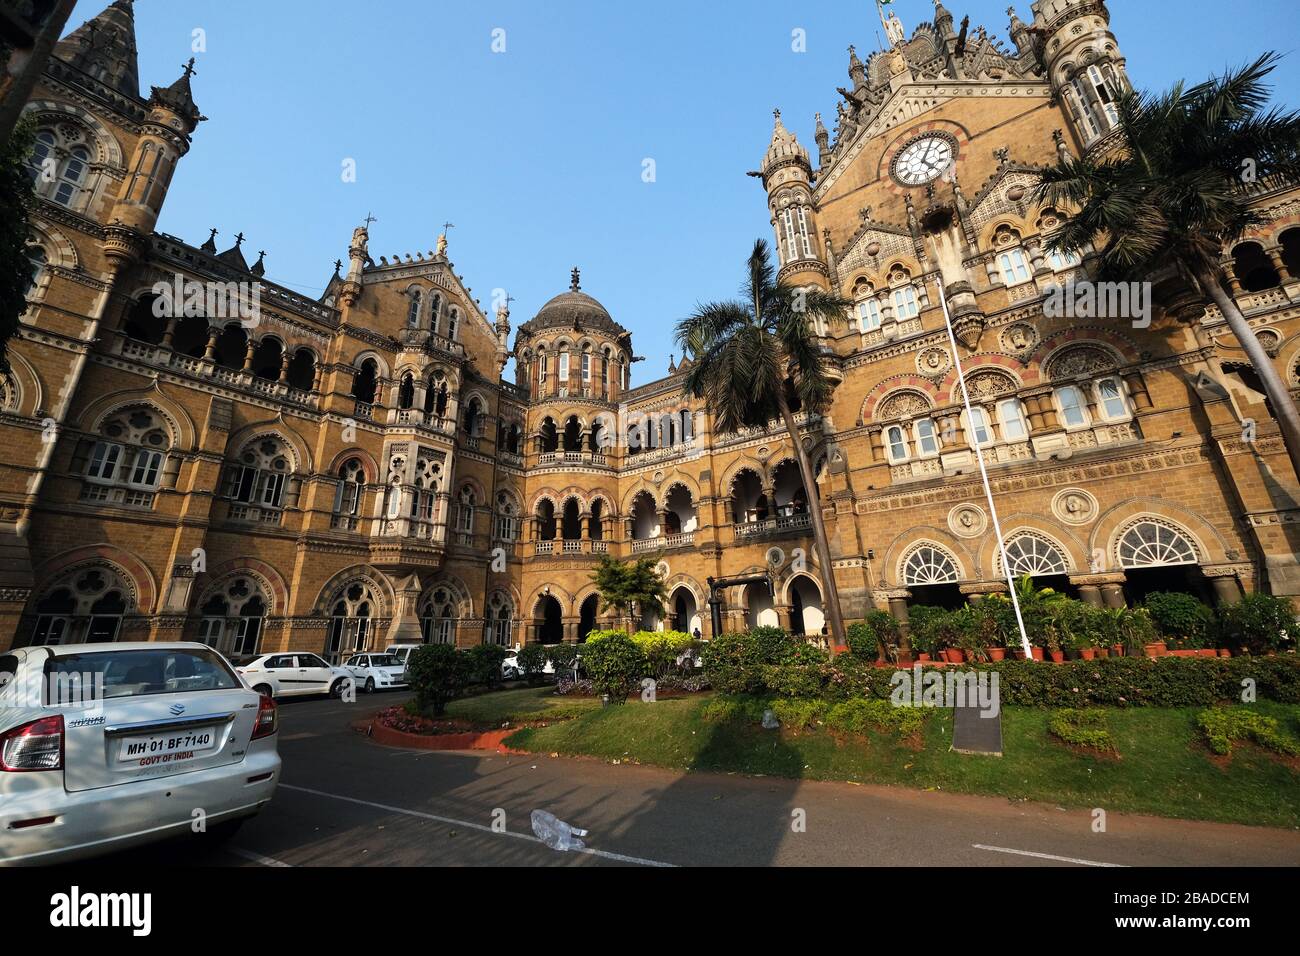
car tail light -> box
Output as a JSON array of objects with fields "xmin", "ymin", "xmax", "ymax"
[
  {"xmin": 251, "ymin": 694, "xmax": 277, "ymax": 740},
  {"xmin": 0, "ymin": 715, "xmax": 64, "ymax": 772}
]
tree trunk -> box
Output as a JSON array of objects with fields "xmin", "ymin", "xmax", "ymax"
[
  {"xmin": 1198, "ymin": 266, "xmax": 1300, "ymax": 483},
  {"xmin": 777, "ymin": 393, "xmax": 847, "ymax": 650}
]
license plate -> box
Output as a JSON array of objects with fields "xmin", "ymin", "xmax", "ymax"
[{"xmin": 117, "ymin": 728, "xmax": 219, "ymax": 766}]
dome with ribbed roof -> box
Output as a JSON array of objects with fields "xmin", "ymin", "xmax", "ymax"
[{"xmin": 518, "ymin": 268, "xmax": 629, "ymax": 340}]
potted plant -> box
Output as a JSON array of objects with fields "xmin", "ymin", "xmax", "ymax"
[
  {"xmin": 1216, "ymin": 593, "xmax": 1297, "ymax": 657},
  {"xmin": 1143, "ymin": 592, "xmax": 1214, "ymax": 658}
]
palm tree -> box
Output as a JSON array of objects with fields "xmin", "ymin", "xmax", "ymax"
[
  {"xmin": 1034, "ymin": 53, "xmax": 1300, "ymax": 478},
  {"xmin": 591, "ymin": 555, "xmax": 667, "ymax": 632},
  {"xmin": 675, "ymin": 239, "xmax": 852, "ymax": 648}
]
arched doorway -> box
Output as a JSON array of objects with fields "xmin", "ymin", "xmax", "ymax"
[
  {"xmin": 745, "ymin": 581, "xmax": 778, "ymax": 628},
  {"xmin": 671, "ymin": 587, "xmax": 700, "ymax": 636},
  {"xmin": 1117, "ymin": 520, "xmax": 1210, "ymax": 605},
  {"xmin": 578, "ymin": 594, "xmax": 598, "ymax": 642},
  {"xmin": 536, "ymin": 595, "xmax": 563, "ymax": 645},
  {"xmin": 788, "ymin": 576, "xmax": 825, "ymax": 637}
]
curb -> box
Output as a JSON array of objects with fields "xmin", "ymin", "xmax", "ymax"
[{"xmin": 360, "ymin": 718, "xmax": 529, "ymax": 754}]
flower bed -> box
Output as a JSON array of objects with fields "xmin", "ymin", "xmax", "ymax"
[{"xmin": 365, "ymin": 706, "xmax": 526, "ymax": 753}]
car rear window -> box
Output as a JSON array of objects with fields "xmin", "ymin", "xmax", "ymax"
[{"xmin": 44, "ymin": 648, "xmax": 241, "ymax": 703}]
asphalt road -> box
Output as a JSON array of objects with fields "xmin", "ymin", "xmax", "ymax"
[{"xmin": 89, "ymin": 692, "xmax": 1300, "ymax": 867}]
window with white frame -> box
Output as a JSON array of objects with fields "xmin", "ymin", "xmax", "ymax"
[
  {"xmin": 581, "ymin": 351, "xmax": 591, "ymax": 382},
  {"xmin": 26, "ymin": 126, "xmax": 97, "ymax": 210},
  {"xmin": 559, "ymin": 351, "xmax": 570, "ymax": 382},
  {"xmin": 797, "ymin": 206, "xmax": 813, "ymax": 259},
  {"xmin": 25, "ymin": 244, "xmax": 46, "ymax": 295},
  {"xmin": 857, "ymin": 296, "xmax": 882, "ymax": 332},
  {"xmin": 1049, "ymin": 248, "xmax": 1081, "ymax": 271},
  {"xmin": 893, "ymin": 285, "xmax": 919, "ymax": 319},
  {"xmin": 1087, "ymin": 64, "xmax": 1121, "ymax": 129},
  {"xmin": 494, "ymin": 492, "xmax": 519, "ymax": 541},
  {"xmin": 406, "ymin": 289, "xmax": 422, "ymax": 327},
  {"xmin": 538, "ymin": 352, "xmax": 548, "ymax": 388},
  {"xmin": 78, "ymin": 407, "xmax": 171, "ymax": 507},
  {"xmin": 333, "ymin": 458, "xmax": 365, "ymax": 528},
  {"xmin": 967, "ymin": 406, "xmax": 993, "ymax": 446},
  {"xmin": 457, "ymin": 486, "xmax": 476, "ymax": 534},
  {"xmin": 1068, "ymin": 77, "xmax": 1103, "ymax": 141},
  {"xmin": 1096, "ymin": 376, "xmax": 1130, "ymax": 420},
  {"xmin": 885, "ymin": 425, "xmax": 909, "ymax": 462},
  {"xmin": 999, "ymin": 249, "xmax": 1031, "ymax": 285},
  {"xmin": 781, "ymin": 208, "xmax": 798, "ymax": 263},
  {"xmin": 915, "ymin": 418, "xmax": 940, "ymax": 456},
  {"xmin": 1055, "ymin": 385, "xmax": 1089, "ymax": 428},
  {"xmin": 998, "ymin": 398, "xmax": 1028, "ymax": 441}
]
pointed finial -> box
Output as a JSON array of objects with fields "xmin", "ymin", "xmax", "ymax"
[
  {"xmin": 333, "ymin": 258, "xmax": 342, "ymax": 275},
  {"xmin": 570, "ymin": 267, "xmax": 581, "ymax": 291},
  {"xmin": 182, "ymin": 57, "xmax": 197, "ymax": 79},
  {"xmin": 773, "ymin": 107, "xmax": 781, "ymax": 121},
  {"xmin": 251, "ymin": 250, "xmax": 266, "ymax": 277},
  {"xmin": 200, "ymin": 227, "xmax": 217, "ymax": 252},
  {"xmin": 233, "ymin": 232, "xmax": 245, "ymax": 247}
]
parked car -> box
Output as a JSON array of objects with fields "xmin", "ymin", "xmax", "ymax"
[
  {"xmin": 0, "ymin": 642, "xmax": 280, "ymax": 866},
  {"xmin": 342, "ymin": 653, "xmax": 408, "ymax": 692},
  {"xmin": 235, "ymin": 652, "xmax": 352, "ymax": 699},
  {"xmin": 501, "ymin": 649, "xmax": 557, "ymax": 681},
  {"xmin": 383, "ymin": 645, "xmax": 419, "ymax": 669}
]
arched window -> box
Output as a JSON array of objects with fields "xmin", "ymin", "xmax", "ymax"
[
  {"xmin": 398, "ymin": 373, "xmax": 415, "ymax": 409},
  {"xmin": 26, "ymin": 130, "xmax": 55, "ymax": 182},
  {"xmin": 286, "ymin": 348, "xmax": 315, "ymax": 391},
  {"xmin": 427, "ymin": 293, "xmax": 442, "ymax": 330},
  {"xmin": 221, "ymin": 436, "xmax": 292, "ymax": 514},
  {"xmin": 53, "ymin": 146, "xmax": 89, "ymax": 206},
  {"xmin": 1001, "ymin": 534, "xmax": 1068, "ymax": 577},
  {"xmin": 902, "ymin": 546, "xmax": 959, "ymax": 586},
  {"xmin": 332, "ymin": 458, "xmax": 366, "ymax": 530},
  {"xmin": 914, "ymin": 418, "xmax": 940, "ymax": 456},
  {"xmin": 462, "ymin": 397, "xmax": 482, "ymax": 436},
  {"xmin": 26, "ymin": 565, "xmax": 134, "ymax": 647},
  {"xmin": 1096, "ymin": 377, "xmax": 1129, "ymax": 420},
  {"xmin": 420, "ymin": 588, "xmax": 457, "ymax": 645},
  {"xmin": 25, "ymin": 244, "xmax": 46, "ymax": 295},
  {"xmin": 352, "ymin": 359, "xmax": 379, "ymax": 404},
  {"xmin": 999, "ymin": 249, "xmax": 1031, "ymax": 285},
  {"xmin": 457, "ymin": 485, "xmax": 476, "ymax": 534},
  {"xmin": 76, "ymin": 406, "xmax": 172, "ymax": 508},
  {"xmin": 886, "ymin": 425, "xmax": 909, "ymax": 462},
  {"xmin": 485, "ymin": 592, "xmax": 513, "ymax": 647},
  {"xmin": 446, "ymin": 307, "xmax": 459, "ymax": 341},
  {"xmin": 325, "ymin": 581, "xmax": 379, "ymax": 660},
  {"xmin": 1049, "ymin": 248, "xmax": 1081, "ymax": 271},
  {"xmin": 493, "ymin": 492, "xmax": 519, "ymax": 542},
  {"xmin": 1118, "ymin": 521, "xmax": 1198, "ymax": 569},
  {"xmin": 406, "ymin": 289, "xmax": 422, "ymax": 327},
  {"xmin": 195, "ymin": 576, "xmax": 268, "ymax": 658},
  {"xmin": 967, "ymin": 406, "xmax": 992, "ymax": 446}
]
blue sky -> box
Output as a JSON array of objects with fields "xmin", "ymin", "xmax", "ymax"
[{"xmin": 69, "ymin": 0, "xmax": 1300, "ymax": 384}]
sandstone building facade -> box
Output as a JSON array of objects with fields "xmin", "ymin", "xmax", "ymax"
[{"xmin": 4, "ymin": 0, "xmax": 1300, "ymax": 656}]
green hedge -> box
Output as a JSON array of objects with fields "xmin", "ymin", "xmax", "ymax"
[{"xmin": 704, "ymin": 630, "xmax": 1300, "ymax": 707}]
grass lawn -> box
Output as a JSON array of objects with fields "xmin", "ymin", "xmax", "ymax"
[
  {"xmin": 443, "ymin": 685, "xmax": 600, "ymax": 727},
  {"xmin": 503, "ymin": 694, "xmax": 1300, "ymax": 829}
]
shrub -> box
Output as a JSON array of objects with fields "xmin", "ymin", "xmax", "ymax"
[
  {"xmin": 1196, "ymin": 707, "xmax": 1300, "ymax": 756},
  {"xmin": 1217, "ymin": 593, "xmax": 1297, "ymax": 655},
  {"xmin": 546, "ymin": 643, "xmax": 580, "ymax": 674},
  {"xmin": 763, "ymin": 661, "xmax": 827, "ymax": 698},
  {"xmin": 849, "ymin": 611, "xmax": 904, "ymax": 660},
  {"xmin": 700, "ymin": 695, "xmax": 768, "ymax": 725},
  {"xmin": 582, "ymin": 632, "xmax": 647, "ymax": 702},
  {"xmin": 464, "ymin": 644, "xmax": 508, "ymax": 688},
  {"xmin": 825, "ymin": 698, "xmax": 926, "ymax": 737},
  {"xmin": 1047, "ymin": 708, "xmax": 1115, "ymax": 751},
  {"xmin": 515, "ymin": 644, "xmax": 550, "ymax": 685},
  {"xmin": 406, "ymin": 644, "xmax": 470, "ymax": 716},
  {"xmin": 1143, "ymin": 592, "xmax": 1215, "ymax": 649},
  {"xmin": 701, "ymin": 626, "xmax": 801, "ymax": 694},
  {"xmin": 629, "ymin": 629, "xmax": 694, "ymax": 677},
  {"xmin": 905, "ymin": 605, "xmax": 947, "ymax": 655},
  {"xmin": 770, "ymin": 698, "xmax": 828, "ymax": 731}
]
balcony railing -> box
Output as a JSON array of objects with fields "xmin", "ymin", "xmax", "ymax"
[
  {"xmin": 631, "ymin": 531, "xmax": 694, "ymax": 553},
  {"xmin": 732, "ymin": 512, "xmax": 811, "ymax": 540},
  {"xmin": 537, "ymin": 450, "xmax": 609, "ymax": 467}
]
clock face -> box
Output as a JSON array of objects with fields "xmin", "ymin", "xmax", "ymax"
[{"xmin": 894, "ymin": 136, "xmax": 954, "ymax": 186}]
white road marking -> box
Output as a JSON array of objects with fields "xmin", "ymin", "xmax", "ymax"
[
  {"xmin": 972, "ymin": 844, "xmax": 1126, "ymax": 867},
  {"xmin": 228, "ymin": 846, "xmax": 293, "ymax": 868},
  {"xmin": 279, "ymin": 783, "xmax": 676, "ymax": 867}
]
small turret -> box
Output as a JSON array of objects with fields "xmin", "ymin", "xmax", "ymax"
[
  {"xmin": 53, "ymin": 0, "xmax": 139, "ymax": 97},
  {"xmin": 756, "ymin": 111, "xmax": 828, "ymax": 288},
  {"xmin": 1008, "ymin": 6, "xmax": 1033, "ymax": 55},
  {"xmin": 934, "ymin": 0, "xmax": 956, "ymax": 39},
  {"xmin": 847, "ymin": 44, "xmax": 865, "ymax": 89},
  {"xmin": 1032, "ymin": 0, "xmax": 1128, "ymax": 150},
  {"xmin": 814, "ymin": 112, "xmax": 831, "ymax": 169}
]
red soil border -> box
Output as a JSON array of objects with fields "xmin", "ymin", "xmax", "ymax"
[{"xmin": 356, "ymin": 716, "xmax": 529, "ymax": 754}]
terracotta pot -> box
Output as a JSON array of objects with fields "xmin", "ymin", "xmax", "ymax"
[
  {"xmin": 944, "ymin": 648, "xmax": 966, "ymax": 664},
  {"xmin": 1196, "ymin": 649, "xmax": 1218, "ymax": 658},
  {"xmin": 1011, "ymin": 649, "xmax": 1027, "ymax": 660},
  {"xmin": 1079, "ymin": 648, "xmax": 1096, "ymax": 660},
  {"xmin": 1169, "ymin": 649, "xmax": 1198, "ymax": 658},
  {"xmin": 916, "ymin": 653, "xmax": 931, "ymax": 662},
  {"xmin": 1031, "ymin": 647, "xmax": 1045, "ymax": 661},
  {"xmin": 1095, "ymin": 647, "xmax": 1110, "ymax": 658},
  {"xmin": 1218, "ymin": 649, "xmax": 1232, "ymax": 658},
  {"xmin": 1048, "ymin": 649, "xmax": 1066, "ymax": 663},
  {"xmin": 1111, "ymin": 644, "xmax": 1124, "ymax": 657},
  {"xmin": 986, "ymin": 647, "xmax": 1006, "ymax": 661},
  {"xmin": 1144, "ymin": 642, "xmax": 1167, "ymax": 658}
]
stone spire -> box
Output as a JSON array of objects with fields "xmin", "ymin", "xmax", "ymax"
[
  {"xmin": 847, "ymin": 44, "xmax": 865, "ymax": 88},
  {"xmin": 760, "ymin": 109, "xmax": 811, "ymax": 179},
  {"xmin": 148, "ymin": 56, "xmax": 204, "ymax": 132},
  {"xmin": 53, "ymin": 0, "xmax": 139, "ymax": 97},
  {"xmin": 934, "ymin": 0, "xmax": 956, "ymax": 38},
  {"xmin": 814, "ymin": 112, "xmax": 831, "ymax": 168}
]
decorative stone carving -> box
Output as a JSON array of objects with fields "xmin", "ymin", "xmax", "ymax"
[
  {"xmin": 999, "ymin": 322, "xmax": 1038, "ymax": 354},
  {"xmin": 950, "ymin": 312, "xmax": 985, "ymax": 350},
  {"xmin": 917, "ymin": 347, "xmax": 951, "ymax": 376},
  {"xmin": 963, "ymin": 369, "xmax": 1017, "ymax": 400},
  {"xmin": 877, "ymin": 389, "xmax": 932, "ymax": 421},
  {"xmin": 948, "ymin": 503, "xmax": 987, "ymax": 538},
  {"xmin": 1256, "ymin": 328, "xmax": 1281, "ymax": 357},
  {"xmin": 1045, "ymin": 344, "xmax": 1117, "ymax": 380},
  {"xmin": 1052, "ymin": 487, "xmax": 1098, "ymax": 525}
]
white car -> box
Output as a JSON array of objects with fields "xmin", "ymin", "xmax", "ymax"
[
  {"xmin": 343, "ymin": 653, "xmax": 408, "ymax": 693},
  {"xmin": 383, "ymin": 645, "xmax": 419, "ymax": 669},
  {"xmin": 0, "ymin": 642, "xmax": 279, "ymax": 866},
  {"xmin": 235, "ymin": 652, "xmax": 351, "ymax": 699}
]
